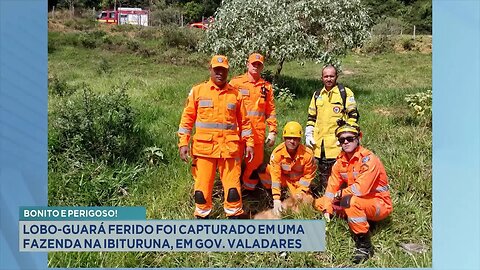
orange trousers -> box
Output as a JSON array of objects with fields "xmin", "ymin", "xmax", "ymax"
[
  {"xmin": 240, "ymin": 142, "xmax": 265, "ymax": 190},
  {"xmin": 192, "ymin": 156, "xmax": 244, "ymax": 218},
  {"xmin": 317, "ymin": 196, "xmax": 392, "ymax": 234}
]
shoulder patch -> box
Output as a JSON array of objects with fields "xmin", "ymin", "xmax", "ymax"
[
  {"xmin": 360, "ymin": 163, "xmax": 369, "ymax": 173},
  {"xmin": 362, "ymin": 156, "xmax": 370, "ymax": 163},
  {"xmin": 270, "ymin": 154, "xmax": 275, "ymax": 161},
  {"xmin": 348, "ymin": 96, "xmax": 355, "ymax": 103}
]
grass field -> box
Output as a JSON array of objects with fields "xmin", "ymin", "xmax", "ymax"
[{"xmin": 47, "ymin": 23, "xmax": 432, "ymax": 268}]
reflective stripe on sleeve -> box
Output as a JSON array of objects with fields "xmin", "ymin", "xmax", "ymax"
[
  {"xmin": 241, "ymin": 129, "xmax": 252, "ymax": 137},
  {"xmin": 351, "ymin": 183, "xmax": 362, "ymax": 196},
  {"xmin": 178, "ymin": 127, "xmax": 191, "ymax": 134},
  {"xmin": 348, "ymin": 216, "xmax": 367, "ymax": 223},
  {"xmin": 247, "ymin": 111, "xmax": 265, "ymax": 117},
  {"xmin": 376, "ymin": 185, "xmax": 390, "ymax": 193},
  {"xmin": 260, "ymin": 178, "xmax": 271, "ymax": 186},
  {"xmin": 325, "ymin": 192, "xmax": 335, "ymax": 199},
  {"xmin": 271, "ymin": 182, "xmax": 281, "ymax": 188},
  {"xmin": 299, "ymin": 179, "xmax": 310, "ymax": 187}
]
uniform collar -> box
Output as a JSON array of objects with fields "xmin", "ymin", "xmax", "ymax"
[
  {"xmin": 320, "ymin": 84, "xmax": 339, "ymax": 95},
  {"xmin": 208, "ymin": 79, "xmax": 229, "ymax": 91},
  {"xmin": 241, "ymin": 72, "xmax": 265, "ymax": 86},
  {"xmin": 338, "ymin": 146, "xmax": 369, "ymax": 162},
  {"xmin": 279, "ymin": 143, "xmax": 305, "ymax": 160}
]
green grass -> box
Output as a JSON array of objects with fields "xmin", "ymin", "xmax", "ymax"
[{"xmin": 47, "ymin": 28, "xmax": 431, "ymax": 268}]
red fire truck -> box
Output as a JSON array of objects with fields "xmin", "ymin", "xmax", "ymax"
[{"xmin": 97, "ymin": 7, "xmax": 149, "ymax": 26}]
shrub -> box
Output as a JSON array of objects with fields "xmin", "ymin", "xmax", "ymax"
[
  {"xmin": 161, "ymin": 26, "xmax": 203, "ymax": 51},
  {"xmin": 110, "ymin": 24, "xmax": 138, "ymax": 33},
  {"xmin": 401, "ymin": 37, "xmax": 415, "ymax": 51},
  {"xmin": 49, "ymin": 83, "xmax": 145, "ymax": 164},
  {"xmin": 135, "ymin": 27, "xmax": 162, "ymax": 40},
  {"xmin": 362, "ymin": 35, "xmax": 395, "ymax": 54},
  {"xmin": 79, "ymin": 32, "xmax": 97, "ymax": 48},
  {"xmin": 149, "ymin": 6, "xmax": 183, "ymax": 26},
  {"xmin": 64, "ymin": 18, "xmax": 98, "ymax": 31},
  {"xmin": 96, "ymin": 57, "xmax": 112, "ymax": 74},
  {"xmin": 371, "ymin": 17, "xmax": 405, "ymax": 36},
  {"xmin": 49, "ymin": 76, "xmax": 77, "ymax": 97},
  {"xmin": 126, "ymin": 39, "xmax": 141, "ymax": 52},
  {"xmin": 362, "ymin": 17, "xmax": 406, "ymax": 54},
  {"xmin": 404, "ymin": 90, "xmax": 432, "ymax": 127},
  {"xmin": 273, "ymin": 83, "xmax": 296, "ymax": 109},
  {"xmin": 49, "ymin": 32, "xmax": 81, "ymax": 49}
]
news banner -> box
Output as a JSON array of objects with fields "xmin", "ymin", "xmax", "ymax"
[{"xmin": 19, "ymin": 207, "xmax": 325, "ymax": 252}]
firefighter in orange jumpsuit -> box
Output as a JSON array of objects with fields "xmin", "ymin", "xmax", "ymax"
[
  {"xmin": 315, "ymin": 121, "xmax": 392, "ymax": 263},
  {"xmin": 229, "ymin": 53, "xmax": 277, "ymax": 193},
  {"xmin": 178, "ymin": 55, "xmax": 255, "ymax": 219},
  {"xmin": 269, "ymin": 121, "xmax": 317, "ymax": 216}
]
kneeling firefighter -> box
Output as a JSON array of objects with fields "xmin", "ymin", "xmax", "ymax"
[
  {"xmin": 315, "ymin": 121, "xmax": 393, "ymax": 264},
  {"xmin": 269, "ymin": 121, "xmax": 317, "ymax": 216}
]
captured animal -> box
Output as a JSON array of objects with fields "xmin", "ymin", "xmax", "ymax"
[{"xmin": 253, "ymin": 193, "xmax": 314, "ymax": 219}]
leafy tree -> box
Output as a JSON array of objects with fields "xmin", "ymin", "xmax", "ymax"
[
  {"xmin": 201, "ymin": 0, "xmax": 371, "ymax": 77},
  {"xmin": 404, "ymin": 0, "xmax": 431, "ymax": 33},
  {"xmin": 361, "ymin": 0, "xmax": 406, "ymax": 24},
  {"xmin": 183, "ymin": 1, "xmax": 204, "ymax": 22}
]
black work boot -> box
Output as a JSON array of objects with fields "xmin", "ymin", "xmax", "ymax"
[
  {"xmin": 195, "ymin": 215, "xmax": 209, "ymax": 219},
  {"xmin": 352, "ymin": 232, "xmax": 374, "ymax": 264}
]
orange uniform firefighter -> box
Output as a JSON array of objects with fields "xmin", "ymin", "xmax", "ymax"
[
  {"xmin": 269, "ymin": 121, "xmax": 317, "ymax": 216},
  {"xmin": 178, "ymin": 55, "xmax": 255, "ymax": 219},
  {"xmin": 229, "ymin": 53, "xmax": 277, "ymax": 192},
  {"xmin": 315, "ymin": 121, "xmax": 392, "ymax": 263}
]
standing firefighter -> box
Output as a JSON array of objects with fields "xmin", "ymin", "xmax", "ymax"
[
  {"xmin": 305, "ymin": 65, "xmax": 359, "ymax": 195},
  {"xmin": 230, "ymin": 53, "xmax": 277, "ymax": 194},
  {"xmin": 178, "ymin": 55, "xmax": 255, "ymax": 219},
  {"xmin": 315, "ymin": 121, "xmax": 392, "ymax": 263},
  {"xmin": 269, "ymin": 121, "xmax": 316, "ymax": 216}
]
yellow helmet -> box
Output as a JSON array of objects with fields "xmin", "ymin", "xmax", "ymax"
[
  {"xmin": 283, "ymin": 121, "xmax": 303, "ymax": 138},
  {"xmin": 335, "ymin": 121, "xmax": 360, "ymax": 137}
]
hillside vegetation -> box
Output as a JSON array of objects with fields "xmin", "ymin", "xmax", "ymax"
[{"xmin": 48, "ymin": 18, "xmax": 432, "ymax": 268}]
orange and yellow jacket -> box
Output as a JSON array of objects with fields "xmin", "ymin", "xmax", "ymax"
[
  {"xmin": 321, "ymin": 146, "xmax": 392, "ymax": 214},
  {"xmin": 269, "ymin": 143, "xmax": 317, "ymax": 200},
  {"xmin": 178, "ymin": 79, "xmax": 254, "ymax": 158},
  {"xmin": 229, "ymin": 74, "xmax": 277, "ymax": 143}
]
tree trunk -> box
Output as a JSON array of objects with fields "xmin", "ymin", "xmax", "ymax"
[{"xmin": 273, "ymin": 56, "xmax": 285, "ymax": 84}]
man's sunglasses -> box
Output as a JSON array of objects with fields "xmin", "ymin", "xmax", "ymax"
[{"xmin": 338, "ymin": 136, "xmax": 357, "ymax": 144}]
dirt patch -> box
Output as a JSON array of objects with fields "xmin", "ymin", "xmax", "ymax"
[
  {"xmin": 374, "ymin": 108, "xmax": 393, "ymax": 116},
  {"xmin": 342, "ymin": 69, "xmax": 355, "ymax": 75}
]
